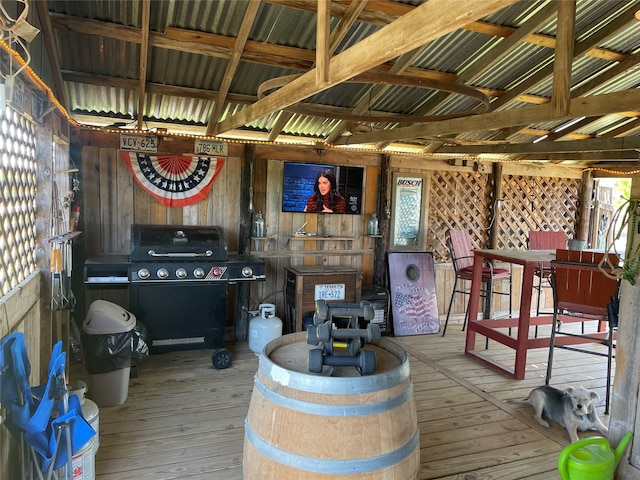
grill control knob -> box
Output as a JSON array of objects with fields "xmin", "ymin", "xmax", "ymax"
[
  {"xmin": 137, "ymin": 268, "xmax": 150, "ymax": 280},
  {"xmin": 193, "ymin": 267, "xmax": 206, "ymax": 279},
  {"xmin": 176, "ymin": 268, "xmax": 187, "ymax": 279},
  {"xmin": 157, "ymin": 268, "xmax": 169, "ymax": 279},
  {"xmin": 241, "ymin": 266, "xmax": 254, "ymax": 278}
]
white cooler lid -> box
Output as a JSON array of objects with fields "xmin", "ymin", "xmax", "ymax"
[{"xmin": 83, "ymin": 299, "xmax": 136, "ymax": 334}]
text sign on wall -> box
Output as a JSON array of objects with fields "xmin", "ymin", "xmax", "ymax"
[
  {"xmin": 194, "ymin": 140, "xmax": 228, "ymax": 157},
  {"xmin": 120, "ymin": 133, "xmax": 158, "ymax": 153}
]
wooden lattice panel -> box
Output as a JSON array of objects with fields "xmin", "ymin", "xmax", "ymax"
[
  {"xmin": 428, "ymin": 171, "xmax": 493, "ymax": 262},
  {"xmin": 0, "ymin": 108, "xmax": 38, "ymax": 297},
  {"xmin": 500, "ymin": 175, "xmax": 581, "ymax": 250},
  {"xmin": 426, "ymin": 171, "xmax": 581, "ymax": 263}
]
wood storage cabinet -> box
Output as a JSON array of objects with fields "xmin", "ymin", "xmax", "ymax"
[{"xmin": 284, "ymin": 265, "xmax": 362, "ymax": 333}]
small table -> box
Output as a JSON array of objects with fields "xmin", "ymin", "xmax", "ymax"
[{"xmin": 464, "ymin": 249, "xmax": 556, "ymax": 379}]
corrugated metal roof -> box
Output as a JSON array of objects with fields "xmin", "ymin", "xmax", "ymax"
[{"xmin": 26, "ymin": 0, "xmax": 639, "ymax": 165}]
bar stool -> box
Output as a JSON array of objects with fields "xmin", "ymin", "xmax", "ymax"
[
  {"xmin": 442, "ymin": 229, "xmax": 512, "ymax": 337},
  {"xmin": 528, "ymin": 230, "xmax": 567, "ymax": 315}
]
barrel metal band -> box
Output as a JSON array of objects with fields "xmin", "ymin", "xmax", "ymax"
[
  {"xmin": 254, "ymin": 374, "xmax": 414, "ymax": 416},
  {"xmin": 245, "ymin": 419, "xmax": 419, "ymax": 474},
  {"xmin": 259, "ymin": 340, "xmax": 410, "ymax": 394}
]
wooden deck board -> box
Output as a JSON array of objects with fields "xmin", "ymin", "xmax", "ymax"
[{"xmin": 70, "ymin": 320, "xmax": 614, "ymax": 480}]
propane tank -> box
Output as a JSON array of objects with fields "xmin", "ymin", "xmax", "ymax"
[
  {"xmin": 69, "ymin": 380, "xmax": 100, "ymax": 453},
  {"xmin": 249, "ymin": 303, "xmax": 283, "ymax": 356},
  {"xmin": 56, "ymin": 380, "xmax": 100, "ymax": 480}
]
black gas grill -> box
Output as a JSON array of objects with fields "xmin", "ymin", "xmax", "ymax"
[{"xmin": 86, "ymin": 224, "xmax": 265, "ymax": 369}]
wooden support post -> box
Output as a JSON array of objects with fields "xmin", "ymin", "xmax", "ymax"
[
  {"xmin": 577, "ymin": 169, "xmax": 593, "ymax": 245},
  {"xmin": 238, "ymin": 144, "xmax": 254, "ymax": 255},
  {"xmin": 551, "ymin": 0, "xmax": 576, "ymax": 117},
  {"xmin": 234, "ymin": 144, "xmax": 255, "ymax": 342},
  {"xmin": 374, "ymin": 154, "xmax": 390, "ymax": 286},
  {"xmin": 316, "ymin": 0, "xmax": 330, "ymax": 86},
  {"xmin": 489, "ymin": 162, "xmax": 503, "ymax": 249},
  {"xmin": 609, "ymin": 174, "xmax": 640, "ymax": 478}
]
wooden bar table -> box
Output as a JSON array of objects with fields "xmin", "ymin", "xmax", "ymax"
[{"xmin": 464, "ymin": 249, "xmax": 556, "ymax": 379}]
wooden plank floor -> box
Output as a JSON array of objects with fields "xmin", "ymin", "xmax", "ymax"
[{"xmin": 72, "ymin": 320, "xmax": 613, "ymax": 480}]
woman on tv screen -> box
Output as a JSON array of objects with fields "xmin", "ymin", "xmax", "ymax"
[{"xmin": 304, "ymin": 168, "xmax": 346, "ymax": 213}]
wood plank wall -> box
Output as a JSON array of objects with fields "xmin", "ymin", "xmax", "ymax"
[
  {"xmin": 75, "ymin": 131, "xmax": 386, "ymax": 329},
  {"xmin": 73, "ymin": 130, "xmax": 582, "ymax": 335}
]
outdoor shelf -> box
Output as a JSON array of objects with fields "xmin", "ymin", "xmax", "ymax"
[{"xmin": 45, "ymin": 231, "xmax": 82, "ymax": 243}]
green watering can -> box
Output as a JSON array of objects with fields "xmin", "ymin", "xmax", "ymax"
[{"xmin": 558, "ymin": 432, "xmax": 633, "ymax": 480}]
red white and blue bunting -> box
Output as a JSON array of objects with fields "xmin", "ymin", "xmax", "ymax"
[{"xmin": 121, "ymin": 152, "xmax": 224, "ymax": 207}]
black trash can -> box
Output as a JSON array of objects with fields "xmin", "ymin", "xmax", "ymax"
[{"xmin": 81, "ymin": 300, "xmax": 148, "ymax": 406}]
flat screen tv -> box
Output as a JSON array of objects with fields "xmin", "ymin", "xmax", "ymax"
[{"xmin": 282, "ymin": 162, "xmax": 364, "ymax": 214}]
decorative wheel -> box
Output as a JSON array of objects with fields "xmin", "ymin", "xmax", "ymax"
[{"xmin": 211, "ymin": 348, "xmax": 232, "ymax": 369}]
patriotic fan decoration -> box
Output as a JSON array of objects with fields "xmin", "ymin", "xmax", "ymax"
[{"xmin": 121, "ymin": 152, "xmax": 224, "ymax": 207}]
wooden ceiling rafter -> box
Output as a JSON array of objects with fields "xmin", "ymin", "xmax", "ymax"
[
  {"xmin": 422, "ymin": 1, "xmax": 639, "ymax": 158},
  {"xmin": 551, "ymin": 0, "xmax": 575, "ymax": 120},
  {"xmin": 267, "ymin": 0, "xmax": 369, "ymax": 142},
  {"xmin": 520, "ymin": 151, "xmax": 640, "ymax": 163},
  {"xmin": 323, "ymin": 46, "xmax": 424, "ymax": 145},
  {"xmin": 351, "ymin": 3, "xmax": 640, "ymax": 150},
  {"xmin": 316, "ymin": 0, "xmax": 331, "ymax": 87},
  {"xmin": 265, "ymin": 0, "xmax": 631, "ymax": 62},
  {"xmin": 339, "ymin": 88, "xmax": 640, "ymax": 145},
  {"xmin": 39, "ymin": 1, "xmax": 639, "ymax": 164},
  {"xmin": 46, "ymin": 7, "xmax": 634, "ymax": 98},
  {"xmin": 602, "ymin": 117, "xmax": 640, "ymax": 138},
  {"xmin": 48, "ymin": 8, "xmax": 632, "ymax": 120},
  {"xmin": 136, "ymin": 0, "xmax": 151, "ymax": 131},
  {"xmin": 490, "ymin": 3, "xmax": 639, "ymax": 113},
  {"xmin": 216, "ymin": 0, "xmax": 518, "ymax": 134},
  {"xmin": 206, "ymin": 0, "xmax": 261, "ymax": 137},
  {"xmin": 33, "ymin": 0, "xmax": 67, "ymax": 109},
  {"xmin": 377, "ymin": 1, "xmax": 559, "ymax": 153},
  {"xmin": 438, "ymin": 135, "xmax": 640, "ymax": 155}
]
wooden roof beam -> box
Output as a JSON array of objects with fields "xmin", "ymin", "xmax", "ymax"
[
  {"xmin": 215, "ymin": 0, "xmax": 517, "ymax": 134},
  {"xmin": 265, "ymin": 0, "xmax": 630, "ymax": 61},
  {"xmin": 136, "ymin": 0, "xmax": 151, "ymax": 131},
  {"xmin": 391, "ymin": 1, "xmax": 559, "ymax": 153},
  {"xmin": 205, "ymin": 0, "xmax": 261, "ymax": 136},
  {"xmin": 551, "ymin": 0, "xmax": 575, "ymax": 118},
  {"xmin": 324, "ymin": 46, "xmax": 424, "ymax": 145},
  {"xmin": 339, "ymin": 88, "xmax": 640, "ymax": 145},
  {"xmin": 519, "ymin": 151, "xmax": 640, "ymax": 162},
  {"xmin": 34, "ymin": 1, "xmax": 67, "ymax": 108},
  {"xmin": 316, "ymin": 0, "xmax": 331, "ymax": 87},
  {"xmin": 269, "ymin": 0, "xmax": 369, "ymax": 142},
  {"xmin": 490, "ymin": 3, "xmax": 640, "ymax": 112},
  {"xmin": 438, "ymin": 135, "xmax": 640, "ymax": 155}
]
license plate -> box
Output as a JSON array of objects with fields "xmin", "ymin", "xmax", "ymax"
[
  {"xmin": 120, "ymin": 133, "xmax": 158, "ymax": 152},
  {"xmin": 315, "ymin": 283, "xmax": 345, "ymax": 300},
  {"xmin": 194, "ymin": 139, "xmax": 228, "ymax": 156}
]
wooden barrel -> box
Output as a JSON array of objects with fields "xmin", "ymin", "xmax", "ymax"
[{"xmin": 243, "ymin": 332, "xmax": 419, "ymax": 479}]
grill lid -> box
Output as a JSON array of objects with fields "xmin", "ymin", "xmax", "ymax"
[{"xmin": 130, "ymin": 224, "xmax": 228, "ymax": 261}]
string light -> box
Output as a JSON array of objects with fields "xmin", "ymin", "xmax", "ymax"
[
  {"xmin": 4, "ymin": 39, "xmax": 640, "ymax": 168},
  {"xmin": 0, "ymin": 39, "xmax": 78, "ymax": 126}
]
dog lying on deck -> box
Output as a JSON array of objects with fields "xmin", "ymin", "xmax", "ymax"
[{"xmin": 521, "ymin": 385, "xmax": 609, "ymax": 443}]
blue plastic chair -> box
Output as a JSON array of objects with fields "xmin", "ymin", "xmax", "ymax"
[{"xmin": 0, "ymin": 333, "xmax": 96, "ymax": 478}]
